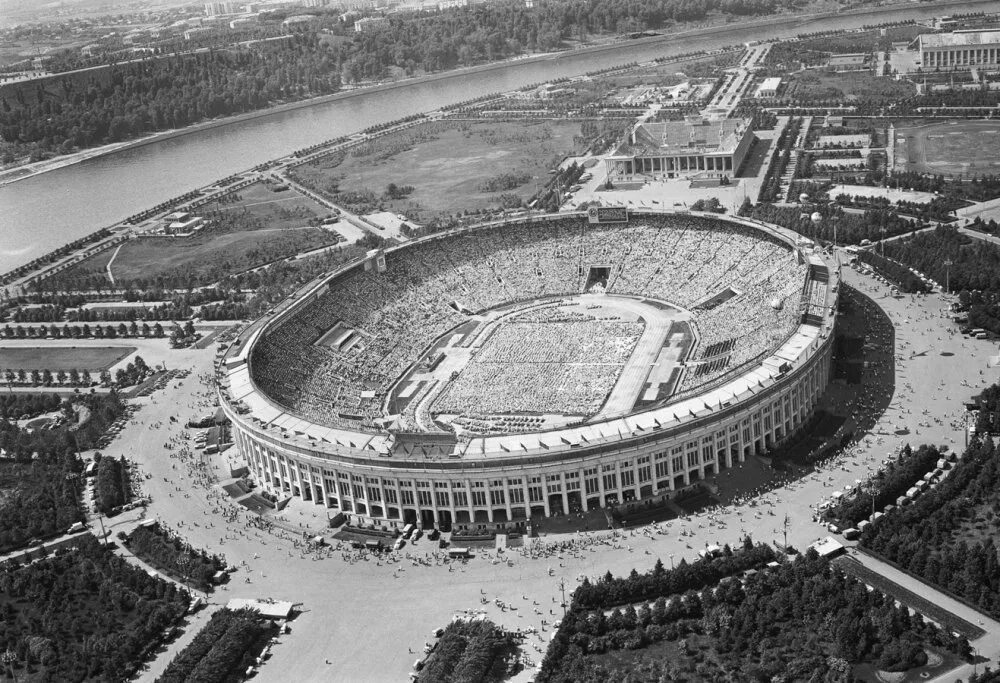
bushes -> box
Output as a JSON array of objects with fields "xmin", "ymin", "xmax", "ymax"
[
  {"xmin": 126, "ymin": 523, "xmax": 226, "ymax": 592},
  {"xmin": 419, "ymin": 620, "xmax": 520, "ymax": 683},
  {"xmin": 157, "ymin": 608, "xmax": 269, "ymax": 683}
]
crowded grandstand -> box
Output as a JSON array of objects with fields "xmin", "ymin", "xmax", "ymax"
[{"xmin": 248, "ymin": 212, "xmax": 808, "ymax": 435}]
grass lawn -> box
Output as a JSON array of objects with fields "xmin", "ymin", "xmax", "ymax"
[
  {"xmin": 291, "ymin": 119, "xmax": 587, "ymax": 222},
  {"xmin": 57, "ymin": 224, "xmax": 340, "ymax": 288},
  {"xmin": 197, "ymin": 181, "xmax": 333, "ymax": 230},
  {"xmin": 785, "ymin": 71, "xmax": 914, "ymax": 104},
  {"xmin": 0, "ymin": 345, "xmax": 135, "ymax": 371}
]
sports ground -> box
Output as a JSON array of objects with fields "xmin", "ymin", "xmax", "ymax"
[
  {"xmin": 894, "ymin": 120, "xmax": 1000, "ymax": 176},
  {"xmin": 0, "ymin": 345, "xmax": 135, "ymax": 372},
  {"xmin": 392, "ymin": 295, "xmax": 693, "ymax": 429}
]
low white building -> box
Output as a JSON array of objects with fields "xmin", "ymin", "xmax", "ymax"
[{"xmin": 754, "ymin": 77, "xmax": 781, "ymax": 98}]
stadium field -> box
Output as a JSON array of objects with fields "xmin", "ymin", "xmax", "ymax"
[{"xmin": 894, "ymin": 120, "xmax": 1000, "ymax": 176}]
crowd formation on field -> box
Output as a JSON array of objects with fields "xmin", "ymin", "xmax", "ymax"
[
  {"xmin": 251, "ymin": 215, "xmax": 806, "ymax": 430},
  {"xmin": 436, "ymin": 320, "xmax": 642, "ymax": 416}
]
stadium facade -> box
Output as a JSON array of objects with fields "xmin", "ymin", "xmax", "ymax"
[{"xmin": 218, "ymin": 211, "xmax": 839, "ymax": 533}]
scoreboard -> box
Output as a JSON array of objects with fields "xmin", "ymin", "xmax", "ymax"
[{"xmin": 587, "ymin": 206, "xmax": 629, "ymax": 224}]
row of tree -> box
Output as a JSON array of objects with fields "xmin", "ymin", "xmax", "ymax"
[
  {"xmin": 125, "ymin": 523, "xmax": 226, "ymax": 592},
  {"xmin": 94, "ymin": 454, "xmax": 132, "ymax": 514},
  {"xmin": 857, "ymin": 249, "xmax": 931, "ymax": 294},
  {"xmin": 823, "ymin": 444, "xmax": 942, "ymax": 528},
  {"xmin": 573, "ymin": 538, "xmax": 775, "ymax": 610},
  {"xmin": 157, "ymin": 607, "xmax": 271, "ymax": 683},
  {"xmin": 3, "ymin": 321, "xmax": 165, "ymax": 339},
  {"xmin": 2, "ymin": 367, "xmax": 95, "ymax": 388}
]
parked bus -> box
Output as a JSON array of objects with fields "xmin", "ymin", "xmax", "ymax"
[
  {"xmin": 401, "ymin": 523, "xmax": 415, "ymax": 539},
  {"xmin": 448, "ymin": 547, "xmax": 470, "ymax": 559}
]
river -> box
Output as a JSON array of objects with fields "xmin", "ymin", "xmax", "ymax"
[{"xmin": 0, "ymin": 0, "xmax": 992, "ymax": 273}]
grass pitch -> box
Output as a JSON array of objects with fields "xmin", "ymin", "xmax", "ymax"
[
  {"xmin": 894, "ymin": 120, "xmax": 1000, "ymax": 176},
  {"xmin": 0, "ymin": 346, "xmax": 135, "ymax": 371}
]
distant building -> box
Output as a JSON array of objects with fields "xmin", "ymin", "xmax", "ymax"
[
  {"xmin": 204, "ymin": 1, "xmax": 238, "ymax": 16},
  {"xmin": 229, "ymin": 15, "xmax": 258, "ymax": 28},
  {"xmin": 605, "ymin": 116, "xmax": 754, "ymax": 179},
  {"xmin": 826, "ymin": 53, "xmax": 868, "ymax": 71},
  {"xmin": 354, "ymin": 16, "xmax": 387, "ymax": 32},
  {"xmin": 184, "ymin": 26, "xmax": 220, "ymax": 40},
  {"xmin": 918, "ymin": 30, "xmax": 1000, "ymax": 69},
  {"xmin": 437, "ymin": 0, "xmax": 467, "ymax": 9},
  {"xmin": 754, "ymin": 77, "xmax": 781, "ymax": 98},
  {"xmin": 283, "ymin": 14, "xmax": 318, "ymax": 26}
]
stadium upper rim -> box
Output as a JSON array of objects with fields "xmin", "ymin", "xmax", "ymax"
[{"xmin": 217, "ymin": 209, "xmax": 839, "ymax": 465}]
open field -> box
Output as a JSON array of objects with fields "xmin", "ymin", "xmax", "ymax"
[
  {"xmin": 784, "ymin": 70, "xmax": 915, "ymax": 104},
  {"xmin": 290, "ymin": 120, "xmax": 586, "ymax": 221},
  {"xmin": 0, "ymin": 345, "xmax": 134, "ymax": 371},
  {"xmin": 895, "ymin": 120, "xmax": 1000, "ymax": 176},
  {"xmin": 197, "ymin": 180, "xmax": 333, "ymax": 230},
  {"xmin": 54, "ymin": 224, "xmax": 340, "ymax": 289}
]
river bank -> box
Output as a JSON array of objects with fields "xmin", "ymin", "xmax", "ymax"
[
  {"xmin": 0, "ymin": 0, "xmax": 980, "ymax": 190},
  {"xmin": 2, "ymin": 0, "xmax": 994, "ymax": 275}
]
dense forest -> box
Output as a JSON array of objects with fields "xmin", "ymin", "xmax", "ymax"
[
  {"xmin": 0, "ymin": 536, "xmax": 189, "ymax": 682},
  {"xmin": 0, "ymin": 0, "xmax": 785, "ymax": 161},
  {"xmin": 860, "ymin": 433, "xmax": 1000, "ymax": 619},
  {"xmin": 0, "ymin": 393, "xmax": 125, "ymax": 551},
  {"xmin": 539, "ymin": 550, "xmax": 971, "ymax": 682},
  {"xmin": 0, "ymin": 34, "xmax": 339, "ymax": 161},
  {"xmin": 0, "ymin": 454, "xmax": 83, "ymax": 553}
]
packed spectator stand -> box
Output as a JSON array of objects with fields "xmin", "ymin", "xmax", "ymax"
[{"xmin": 250, "ymin": 214, "xmax": 806, "ymax": 433}]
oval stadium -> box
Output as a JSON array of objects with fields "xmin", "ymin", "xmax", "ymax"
[{"xmin": 217, "ymin": 209, "xmax": 839, "ymax": 533}]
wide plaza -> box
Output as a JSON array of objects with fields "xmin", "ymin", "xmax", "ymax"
[{"xmin": 63, "ymin": 258, "xmax": 998, "ymax": 683}]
